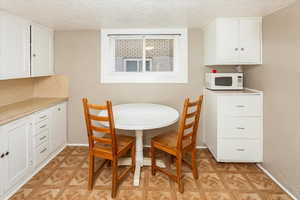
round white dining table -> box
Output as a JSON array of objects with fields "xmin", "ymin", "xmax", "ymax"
[{"xmin": 98, "ymin": 103, "xmax": 179, "ymax": 186}]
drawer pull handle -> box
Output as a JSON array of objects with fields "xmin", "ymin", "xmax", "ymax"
[
  {"xmin": 40, "ymin": 115, "xmax": 47, "ymax": 119},
  {"xmin": 236, "ymin": 148, "xmax": 245, "ymax": 152},
  {"xmin": 40, "ymin": 124, "xmax": 47, "ymax": 129},
  {"xmin": 40, "ymin": 148, "xmax": 47, "ymax": 154},
  {"xmin": 40, "ymin": 136, "xmax": 47, "ymax": 141},
  {"xmin": 236, "ymin": 127, "xmax": 245, "ymax": 130},
  {"xmin": 236, "ymin": 105, "xmax": 245, "ymax": 108}
]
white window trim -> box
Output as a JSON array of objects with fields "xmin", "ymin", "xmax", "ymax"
[{"xmin": 100, "ymin": 28, "xmax": 188, "ymax": 83}]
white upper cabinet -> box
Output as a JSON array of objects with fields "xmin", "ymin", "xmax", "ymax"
[
  {"xmin": 31, "ymin": 24, "xmax": 54, "ymax": 77},
  {"xmin": 204, "ymin": 17, "xmax": 262, "ymax": 65},
  {"xmin": 0, "ymin": 12, "xmax": 31, "ymax": 80},
  {"xmin": 0, "ymin": 12, "xmax": 54, "ymax": 80}
]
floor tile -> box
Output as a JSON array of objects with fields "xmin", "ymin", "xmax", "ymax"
[
  {"xmin": 176, "ymin": 191, "xmax": 205, "ymax": 200},
  {"xmin": 246, "ymin": 173, "xmax": 282, "ymax": 191},
  {"xmin": 146, "ymin": 191, "xmax": 172, "ymax": 200},
  {"xmin": 198, "ymin": 172, "xmax": 225, "ymax": 190},
  {"xmin": 222, "ymin": 173, "xmax": 253, "ymax": 190}
]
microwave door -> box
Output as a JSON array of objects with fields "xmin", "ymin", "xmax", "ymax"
[{"xmin": 215, "ymin": 77, "xmax": 233, "ymax": 87}]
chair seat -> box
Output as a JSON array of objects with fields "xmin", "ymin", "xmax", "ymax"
[
  {"xmin": 152, "ymin": 131, "xmax": 192, "ymax": 155},
  {"xmin": 94, "ymin": 134, "xmax": 135, "ymax": 156}
]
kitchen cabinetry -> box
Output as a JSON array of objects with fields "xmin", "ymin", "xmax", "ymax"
[
  {"xmin": 0, "ymin": 101, "xmax": 67, "ymax": 200},
  {"xmin": 204, "ymin": 89, "xmax": 263, "ymax": 162},
  {"xmin": 31, "ymin": 24, "xmax": 54, "ymax": 77},
  {"xmin": 203, "ymin": 17, "xmax": 262, "ymax": 65},
  {"xmin": 0, "ymin": 12, "xmax": 31, "ymax": 80},
  {"xmin": 0, "ymin": 116, "xmax": 32, "ymax": 195},
  {"xmin": 0, "ymin": 12, "xmax": 54, "ymax": 80}
]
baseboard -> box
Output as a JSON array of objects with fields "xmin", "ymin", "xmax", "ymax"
[
  {"xmin": 256, "ymin": 164, "xmax": 298, "ymax": 200},
  {"xmin": 67, "ymin": 143, "xmax": 88, "ymax": 146},
  {"xmin": 68, "ymin": 143, "xmax": 207, "ymax": 149},
  {"xmin": 3, "ymin": 144, "xmax": 66, "ymax": 200}
]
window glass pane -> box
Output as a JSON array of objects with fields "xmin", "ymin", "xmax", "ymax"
[
  {"xmin": 125, "ymin": 60, "xmax": 138, "ymax": 72},
  {"xmin": 145, "ymin": 39, "xmax": 174, "ymax": 72},
  {"xmin": 115, "ymin": 39, "xmax": 143, "ymax": 72}
]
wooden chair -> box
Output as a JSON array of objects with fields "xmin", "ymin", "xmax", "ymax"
[
  {"xmin": 151, "ymin": 96, "xmax": 203, "ymax": 193},
  {"xmin": 82, "ymin": 98, "xmax": 135, "ymax": 198}
]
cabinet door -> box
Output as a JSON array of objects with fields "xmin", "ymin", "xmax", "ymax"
[
  {"xmin": 216, "ymin": 18, "xmax": 240, "ymax": 64},
  {"xmin": 0, "ymin": 13, "xmax": 30, "ymax": 79},
  {"xmin": 31, "ymin": 24, "xmax": 54, "ymax": 77},
  {"xmin": 4, "ymin": 117, "xmax": 31, "ymax": 190},
  {"xmin": 0, "ymin": 129, "xmax": 8, "ymax": 197},
  {"xmin": 51, "ymin": 103, "xmax": 67, "ymax": 152},
  {"xmin": 239, "ymin": 18, "xmax": 262, "ymax": 64}
]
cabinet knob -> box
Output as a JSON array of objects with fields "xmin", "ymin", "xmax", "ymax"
[
  {"xmin": 58, "ymin": 108, "xmax": 61, "ymax": 111},
  {"xmin": 0, "ymin": 153, "xmax": 4, "ymax": 158},
  {"xmin": 32, "ymin": 54, "xmax": 36, "ymax": 57},
  {"xmin": 241, "ymin": 48, "xmax": 244, "ymax": 51},
  {"xmin": 234, "ymin": 48, "xmax": 239, "ymax": 51},
  {"xmin": 5, "ymin": 152, "xmax": 9, "ymax": 156}
]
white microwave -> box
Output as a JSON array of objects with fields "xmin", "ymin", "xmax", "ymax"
[{"xmin": 205, "ymin": 73, "xmax": 244, "ymax": 90}]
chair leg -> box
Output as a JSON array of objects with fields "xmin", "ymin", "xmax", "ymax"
[
  {"xmin": 151, "ymin": 142, "xmax": 156, "ymax": 176},
  {"xmin": 191, "ymin": 148, "xmax": 199, "ymax": 179},
  {"xmin": 111, "ymin": 158, "xmax": 118, "ymax": 198},
  {"xmin": 88, "ymin": 153, "xmax": 94, "ymax": 190},
  {"xmin": 131, "ymin": 143, "xmax": 136, "ymax": 173},
  {"xmin": 176, "ymin": 154, "xmax": 184, "ymax": 193}
]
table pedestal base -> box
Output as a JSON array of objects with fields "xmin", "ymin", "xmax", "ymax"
[{"xmin": 118, "ymin": 130, "xmax": 166, "ymax": 186}]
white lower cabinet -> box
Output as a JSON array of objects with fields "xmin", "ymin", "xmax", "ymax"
[
  {"xmin": 51, "ymin": 103, "xmax": 67, "ymax": 152},
  {"xmin": 0, "ymin": 101, "xmax": 67, "ymax": 200},
  {"xmin": 0, "ymin": 116, "xmax": 32, "ymax": 198},
  {"xmin": 204, "ymin": 89, "xmax": 263, "ymax": 162}
]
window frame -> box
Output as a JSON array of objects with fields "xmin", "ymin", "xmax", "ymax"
[{"xmin": 100, "ymin": 28, "xmax": 188, "ymax": 83}]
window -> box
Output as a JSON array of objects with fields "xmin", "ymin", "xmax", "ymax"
[{"xmin": 101, "ymin": 29, "xmax": 188, "ymax": 83}]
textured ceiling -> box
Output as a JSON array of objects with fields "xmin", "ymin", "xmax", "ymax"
[{"xmin": 0, "ymin": 0, "xmax": 296, "ymax": 30}]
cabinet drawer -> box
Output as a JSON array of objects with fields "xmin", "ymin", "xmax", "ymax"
[
  {"xmin": 220, "ymin": 95, "xmax": 262, "ymax": 116},
  {"xmin": 218, "ymin": 139, "xmax": 262, "ymax": 162},
  {"xmin": 34, "ymin": 130, "xmax": 49, "ymax": 147},
  {"xmin": 35, "ymin": 142, "xmax": 50, "ymax": 166},
  {"xmin": 34, "ymin": 119, "xmax": 49, "ymax": 135},
  {"xmin": 219, "ymin": 117, "xmax": 262, "ymax": 139},
  {"xmin": 34, "ymin": 110, "xmax": 50, "ymax": 123}
]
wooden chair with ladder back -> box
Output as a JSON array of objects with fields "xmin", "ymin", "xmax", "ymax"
[
  {"xmin": 82, "ymin": 98, "xmax": 136, "ymax": 198},
  {"xmin": 151, "ymin": 96, "xmax": 203, "ymax": 193}
]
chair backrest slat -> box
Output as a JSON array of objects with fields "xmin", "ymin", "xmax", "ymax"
[
  {"xmin": 91, "ymin": 125, "xmax": 111, "ymax": 134},
  {"xmin": 89, "ymin": 114, "xmax": 109, "ymax": 122},
  {"xmin": 88, "ymin": 104, "xmax": 107, "ymax": 110},
  {"xmin": 93, "ymin": 136, "xmax": 112, "ymax": 144},
  {"xmin": 82, "ymin": 98, "xmax": 118, "ymax": 155},
  {"xmin": 176, "ymin": 96, "xmax": 203, "ymax": 150}
]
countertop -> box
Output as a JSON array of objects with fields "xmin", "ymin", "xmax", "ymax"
[
  {"xmin": 0, "ymin": 97, "xmax": 68, "ymax": 125},
  {"xmin": 204, "ymin": 88, "xmax": 263, "ymax": 95}
]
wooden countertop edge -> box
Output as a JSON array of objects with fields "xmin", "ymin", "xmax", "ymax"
[{"xmin": 0, "ymin": 97, "xmax": 69, "ymax": 126}]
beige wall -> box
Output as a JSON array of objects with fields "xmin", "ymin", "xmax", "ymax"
[
  {"xmin": 54, "ymin": 29, "xmax": 208, "ymax": 145},
  {"xmin": 244, "ymin": 1, "xmax": 300, "ymax": 198}
]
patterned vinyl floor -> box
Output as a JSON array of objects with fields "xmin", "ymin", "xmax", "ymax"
[{"xmin": 10, "ymin": 146, "xmax": 292, "ymax": 200}]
